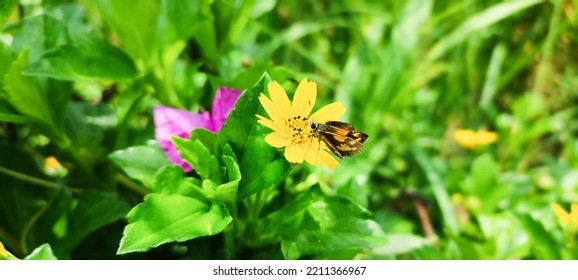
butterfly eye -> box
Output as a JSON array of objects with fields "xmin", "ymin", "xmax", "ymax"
[{"xmin": 310, "ymin": 123, "xmax": 317, "ymax": 130}]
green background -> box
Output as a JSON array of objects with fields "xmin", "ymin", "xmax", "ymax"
[{"xmin": 1, "ymin": 0, "xmax": 577, "ymax": 260}]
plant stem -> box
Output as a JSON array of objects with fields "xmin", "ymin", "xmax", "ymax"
[
  {"xmin": 116, "ymin": 173, "xmax": 150, "ymax": 196},
  {"xmin": 223, "ymin": 224, "xmax": 235, "ymax": 259},
  {"xmin": 0, "ymin": 166, "xmax": 60, "ymax": 190}
]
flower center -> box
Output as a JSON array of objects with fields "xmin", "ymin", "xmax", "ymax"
[{"xmin": 287, "ymin": 116, "xmax": 313, "ymax": 143}]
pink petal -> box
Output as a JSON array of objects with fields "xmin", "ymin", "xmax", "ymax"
[
  {"xmin": 153, "ymin": 106, "xmax": 212, "ymax": 172},
  {"xmin": 211, "ymin": 87, "xmax": 242, "ymax": 132}
]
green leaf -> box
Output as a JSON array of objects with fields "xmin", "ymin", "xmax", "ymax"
[
  {"xmin": 64, "ymin": 190, "xmax": 130, "ymax": 254},
  {"xmin": 281, "ymin": 219, "xmax": 387, "ymax": 260},
  {"xmin": 222, "ymin": 143, "xmax": 238, "ymax": 164},
  {"xmin": 426, "ymin": 0, "xmax": 541, "ymax": 62},
  {"xmin": 218, "ymin": 72, "xmax": 292, "ymax": 199},
  {"xmin": 513, "ymin": 94, "xmax": 546, "ymax": 122},
  {"xmin": 517, "ymin": 213, "xmax": 560, "ymax": 260},
  {"xmin": 117, "ymin": 193, "xmax": 232, "ymax": 254},
  {"xmin": 0, "ymin": 43, "xmax": 15, "ymax": 78},
  {"xmin": 25, "ymin": 187, "xmax": 73, "ymax": 258},
  {"xmin": 413, "ymin": 245, "xmax": 448, "ymax": 260},
  {"xmin": 218, "ymin": 156, "xmax": 241, "ymax": 206},
  {"xmin": 391, "ymin": 0, "xmax": 433, "ymax": 52},
  {"xmin": 0, "ymin": 113, "xmax": 31, "ymax": 124},
  {"xmin": 190, "ymin": 128, "xmax": 219, "ymax": 157},
  {"xmin": 93, "ymin": 0, "xmax": 160, "ymax": 68},
  {"xmin": 201, "ymin": 179, "xmax": 219, "ymax": 197},
  {"xmin": 191, "ymin": 20, "xmax": 219, "ymax": 65},
  {"xmin": 0, "ymin": 0, "xmax": 17, "ymax": 25},
  {"xmin": 152, "ymin": 166, "xmax": 205, "ymax": 200},
  {"xmin": 446, "ymin": 234, "xmax": 481, "ymax": 259},
  {"xmin": 3, "ymin": 52, "xmax": 61, "ymax": 138},
  {"xmin": 222, "ymin": 153, "xmax": 241, "ymax": 184},
  {"xmin": 44, "ymin": 4, "xmax": 93, "ymax": 37},
  {"xmin": 226, "ymin": 63, "xmax": 295, "ymax": 91},
  {"xmin": 172, "ymin": 137, "xmax": 222, "ymax": 184},
  {"xmin": 117, "ymin": 165, "xmax": 234, "ymax": 254},
  {"xmin": 469, "ymin": 154, "xmax": 496, "ymax": 197},
  {"xmin": 478, "ymin": 213, "xmax": 530, "ymax": 259},
  {"xmin": 0, "ymin": 144, "xmax": 61, "ymax": 257},
  {"xmin": 200, "ymin": 152, "xmax": 241, "ymax": 210},
  {"xmin": 3, "ymin": 51, "xmax": 70, "ymax": 148},
  {"xmin": 238, "ymin": 129, "xmax": 292, "ymax": 199},
  {"xmin": 217, "ymin": 73, "xmax": 268, "ymax": 154},
  {"xmin": 11, "ymin": 14, "xmax": 69, "ymax": 61},
  {"xmin": 281, "ymin": 194, "xmax": 386, "ymax": 259},
  {"xmin": 0, "ymin": 46, "xmax": 23, "ymax": 125},
  {"xmin": 24, "ymin": 244, "xmax": 58, "ymax": 260},
  {"xmin": 366, "ymin": 234, "xmax": 431, "ymax": 257},
  {"xmin": 412, "ymin": 146, "xmax": 458, "ymax": 234},
  {"xmin": 373, "ymin": 209, "xmax": 416, "ymax": 234},
  {"xmin": 158, "ymin": 0, "xmax": 213, "ymax": 44},
  {"xmin": 250, "ymin": 0, "xmax": 276, "ymax": 18},
  {"xmin": 480, "ymin": 44, "xmax": 507, "ymax": 109},
  {"xmin": 109, "ymin": 142, "xmax": 170, "ymax": 189},
  {"xmin": 65, "ymin": 102, "xmax": 116, "ymax": 160},
  {"xmin": 24, "ymin": 37, "xmax": 138, "ymax": 81},
  {"xmin": 256, "ymin": 187, "xmax": 386, "ymax": 259},
  {"xmin": 466, "ymin": 153, "xmax": 507, "ymax": 213},
  {"xmin": 255, "ymin": 188, "xmax": 318, "ymax": 245}
]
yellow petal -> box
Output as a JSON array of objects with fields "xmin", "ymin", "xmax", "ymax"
[
  {"xmin": 477, "ymin": 130, "xmax": 498, "ymax": 145},
  {"xmin": 258, "ymin": 94, "xmax": 286, "ymax": 129},
  {"xmin": 453, "ymin": 129, "xmax": 476, "ymax": 148},
  {"xmin": 302, "ymin": 138, "xmax": 322, "ymax": 166},
  {"xmin": 268, "ymin": 81, "xmax": 292, "ymax": 120},
  {"xmin": 265, "ymin": 132, "xmax": 290, "ymax": 148},
  {"xmin": 292, "ymin": 78, "xmax": 317, "ymax": 118},
  {"xmin": 294, "ymin": 139, "xmax": 340, "ymax": 169},
  {"xmin": 285, "ymin": 143, "xmax": 305, "ymax": 163},
  {"xmin": 0, "ymin": 241, "xmax": 7, "ymax": 257},
  {"xmin": 310, "ymin": 102, "xmax": 346, "ymax": 123},
  {"xmin": 552, "ymin": 203, "xmax": 570, "ymax": 226},
  {"xmin": 318, "ymin": 149, "xmax": 340, "ymax": 170},
  {"xmin": 44, "ymin": 156, "xmax": 60, "ymax": 169},
  {"xmin": 454, "ymin": 129, "xmax": 498, "ymax": 149},
  {"xmin": 257, "ymin": 114, "xmax": 284, "ymax": 132}
]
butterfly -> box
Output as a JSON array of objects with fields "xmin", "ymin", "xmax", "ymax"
[{"xmin": 310, "ymin": 121, "xmax": 368, "ymax": 159}]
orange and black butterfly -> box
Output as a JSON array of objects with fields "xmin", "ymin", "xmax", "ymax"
[{"xmin": 310, "ymin": 121, "xmax": 368, "ymax": 159}]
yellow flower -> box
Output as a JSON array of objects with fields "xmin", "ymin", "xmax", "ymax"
[
  {"xmin": 453, "ymin": 129, "xmax": 498, "ymax": 149},
  {"xmin": 551, "ymin": 203, "xmax": 578, "ymax": 228},
  {"xmin": 44, "ymin": 156, "xmax": 60, "ymax": 170},
  {"xmin": 0, "ymin": 241, "xmax": 7, "ymax": 258},
  {"xmin": 44, "ymin": 155, "xmax": 67, "ymax": 176},
  {"xmin": 256, "ymin": 78, "xmax": 346, "ymax": 169}
]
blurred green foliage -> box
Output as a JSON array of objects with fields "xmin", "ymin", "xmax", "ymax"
[{"xmin": 1, "ymin": 0, "xmax": 577, "ymax": 260}]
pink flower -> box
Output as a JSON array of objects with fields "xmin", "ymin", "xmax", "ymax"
[{"xmin": 154, "ymin": 87, "xmax": 242, "ymax": 172}]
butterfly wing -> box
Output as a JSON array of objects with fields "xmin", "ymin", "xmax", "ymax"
[{"xmin": 318, "ymin": 121, "xmax": 368, "ymax": 158}]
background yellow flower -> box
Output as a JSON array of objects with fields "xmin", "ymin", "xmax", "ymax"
[
  {"xmin": 551, "ymin": 203, "xmax": 578, "ymax": 228},
  {"xmin": 453, "ymin": 129, "xmax": 498, "ymax": 149}
]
